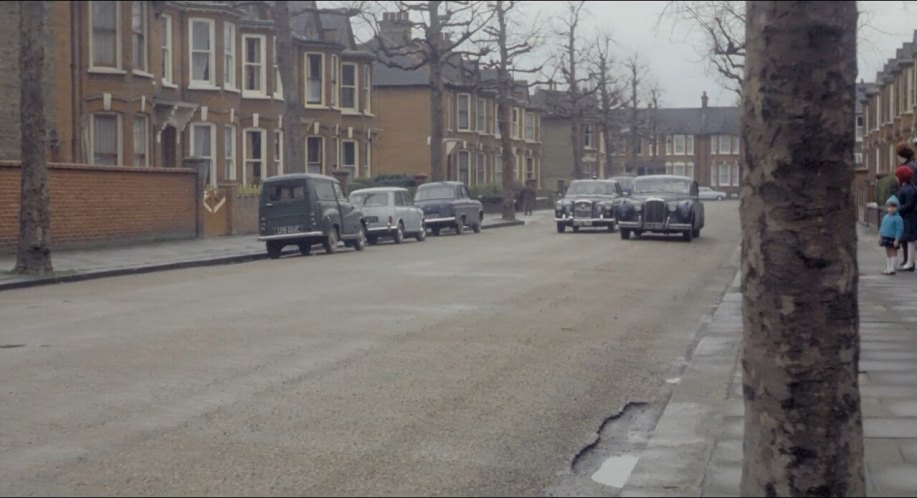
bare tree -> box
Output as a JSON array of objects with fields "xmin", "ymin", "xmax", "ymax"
[
  {"xmin": 622, "ymin": 54, "xmax": 647, "ymax": 172},
  {"xmin": 15, "ymin": 0, "xmax": 52, "ymax": 276},
  {"xmin": 274, "ymin": 1, "xmax": 303, "ymax": 174},
  {"xmin": 591, "ymin": 34, "xmax": 624, "ymax": 177},
  {"xmin": 646, "ymin": 81, "xmax": 663, "ymax": 161},
  {"xmin": 366, "ymin": 1, "xmax": 492, "ymax": 182},
  {"xmin": 555, "ymin": 1, "xmax": 594, "ymax": 180},
  {"xmin": 741, "ymin": 1, "xmax": 863, "ymax": 495},
  {"xmin": 661, "ymin": 1, "xmax": 745, "ymax": 96},
  {"xmin": 480, "ymin": 0, "xmax": 544, "ymax": 221}
]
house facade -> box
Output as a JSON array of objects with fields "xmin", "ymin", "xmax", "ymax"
[
  {"xmin": 861, "ymin": 31, "xmax": 917, "ymax": 178},
  {"xmin": 368, "ymin": 14, "xmax": 542, "ymax": 187},
  {"xmin": 532, "ymin": 88, "xmax": 607, "ymax": 190},
  {"xmin": 0, "ymin": 1, "xmax": 377, "ymax": 185}
]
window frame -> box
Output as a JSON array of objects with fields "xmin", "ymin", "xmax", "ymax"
[
  {"xmin": 732, "ymin": 163, "xmax": 740, "ymax": 186},
  {"xmin": 363, "ymin": 64, "xmax": 372, "ymax": 114},
  {"xmin": 687, "ymin": 135, "xmax": 694, "ymax": 155},
  {"xmin": 512, "ymin": 108, "xmax": 520, "ymax": 139},
  {"xmin": 330, "ymin": 55, "xmax": 339, "ymax": 107},
  {"xmin": 188, "ymin": 18, "xmax": 216, "ymax": 88},
  {"xmin": 242, "ymin": 33, "xmax": 267, "ymax": 98},
  {"xmin": 132, "ymin": 115, "xmax": 149, "ymax": 167},
  {"xmin": 341, "ymin": 139, "xmax": 358, "ymax": 177},
  {"xmin": 476, "ymin": 151, "xmax": 486, "ymax": 185},
  {"xmin": 274, "ymin": 129, "xmax": 283, "ymax": 176},
  {"xmin": 224, "ymin": 124, "xmax": 237, "ymax": 181},
  {"xmin": 584, "ymin": 123, "xmax": 594, "ymax": 148},
  {"xmin": 457, "ymin": 150, "xmax": 470, "ymax": 185},
  {"xmin": 223, "ymin": 22, "xmax": 236, "ymax": 90},
  {"xmin": 91, "ymin": 113, "xmax": 122, "ymax": 166},
  {"xmin": 243, "ymin": 128, "xmax": 266, "ymax": 186},
  {"xmin": 731, "ymin": 136, "xmax": 740, "ymax": 155},
  {"xmin": 306, "ymin": 136, "xmax": 324, "ymax": 174},
  {"xmin": 525, "ymin": 112, "xmax": 535, "ymax": 141},
  {"xmin": 304, "ymin": 53, "xmax": 325, "ymax": 106},
  {"xmin": 190, "ymin": 122, "xmax": 216, "ymax": 187},
  {"xmin": 718, "ymin": 135, "xmax": 732, "ymax": 155},
  {"xmin": 457, "ymin": 93, "xmax": 471, "ymax": 131},
  {"xmin": 476, "ymin": 98, "xmax": 486, "ymax": 132},
  {"xmin": 340, "ymin": 62, "xmax": 358, "ymax": 111},
  {"xmin": 161, "ymin": 14, "xmax": 173, "ymax": 86},
  {"xmin": 673, "ymin": 134, "xmax": 686, "ymax": 155},
  {"xmin": 90, "ymin": 1, "xmax": 122, "ymax": 70},
  {"xmin": 719, "ymin": 162, "xmax": 731, "ymax": 186},
  {"xmin": 273, "ymin": 37, "xmax": 283, "ymax": 100},
  {"xmin": 131, "ymin": 1, "xmax": 149, "ymax": 73}
]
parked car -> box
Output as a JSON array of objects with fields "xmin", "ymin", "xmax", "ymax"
[
  {"xmin": 414, "ymin": 181, "xmax": 484, "ymax": 236},
  {"xmin": 616, "ymin": 175, "xmax": 705, "ymax": 242},
  {"xmin": 258, "ymin": 174, "xmax": 366, "ymax": 258},
  {"xmin": 554, "ymin": 179, "xmax": 624, "ymax": 233},
  {"xmin": 348, "ymin": 187, "xmax": 426, "ymax": 244},
  {"xmin": 610, "ymin": 175, "xmax": 636, "ymax": 196},
  {"xmin": 699, "ymin": 186, "xmax": 728, "ymax": 201}
]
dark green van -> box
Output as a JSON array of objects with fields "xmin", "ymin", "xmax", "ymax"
[{"xmin": 258, "ymin": 174, "xmax": 366, "ymax": 259}]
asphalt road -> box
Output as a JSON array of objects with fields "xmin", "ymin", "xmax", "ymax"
[{"xmin": 0, "ymin": 203, "xmax": 741, "ymax": 496}]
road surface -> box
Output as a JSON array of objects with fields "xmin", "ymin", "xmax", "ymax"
[{"xmin": 0, "ymin": 204, "xmax": 741, "ymax": 495}]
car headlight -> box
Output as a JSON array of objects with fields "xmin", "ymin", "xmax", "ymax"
[
  {"xmin": 667, "ymin": 202, "xmax": 679, "ymax": 213},
  {"xmin": 555, "ymin": 201, "xmax": 564, "ymax": 210},
  {"xmin": 634, "ymin": 204, "xmax": 642, "ymax": 212}
]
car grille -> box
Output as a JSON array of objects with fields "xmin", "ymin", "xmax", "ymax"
[
  {"xmin": 644, "ymin": 200, "xmax": 666, "ymax": 223},
  {"xmin": 574, "ymin": 203, "xmax": 593, "ymax": 218}
]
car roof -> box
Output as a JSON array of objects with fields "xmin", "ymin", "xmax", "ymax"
[
  {"xmin": 571, "ymin": 179, "xmax": 618, "ymax": 184},
  {"xmin": 418, "ymin": 181, "xmax": 463, "ymax": 187},
  {"xmin": 634, "ymin": 175, "xmax": 693, "ymax": 181},
  {"xmin": 348, "ymin": 187, "xmax": 406, "ymax": 194},
  {"xmin": 262, "ymin": 173, "xmax": 336, "ymax": 184}
]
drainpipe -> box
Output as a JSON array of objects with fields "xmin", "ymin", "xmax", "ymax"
[{"xmin": 71, "ymin": 1, "xmax": 81, "ymax": 162}]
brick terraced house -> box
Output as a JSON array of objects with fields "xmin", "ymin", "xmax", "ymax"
[
  {"xmin": 366, "ymin": 13, "xmax": 542, "ymax": 188},
  {"xmin": 0, "ymin": 1, "xmax": 377, "ymax": 185}
]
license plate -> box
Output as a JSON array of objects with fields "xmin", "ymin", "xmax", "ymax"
[
  {"xmin": 274, "ymin": 225, "xmax": 303, "ymax": 235},
  {"xmin": 574, "ymin": 221, "xmax": 593, "ymax": 227},
  {"xmin": 365, "ymin": 216, "xmax": 379, "ymax": 223}
]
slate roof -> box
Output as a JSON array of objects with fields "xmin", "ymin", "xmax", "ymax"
[{"xmin": 874, "ymin": 30, "xmax": 917, "ymax": 83}]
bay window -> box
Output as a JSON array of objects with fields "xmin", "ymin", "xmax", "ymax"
[
  {"xmin": 307, "ymin": 136, "xmax": 323, "ymax": 174},
  {"xmin": 458, "ymin": 150, "xmax": 470, "ymax": 184},
  {"xmin": 224, "ymin": 125, "xmax": 237, "ymax": 181},
  {"xmin": 341, "ymin": 140, "xmax": 357, "ymax": 177},
  {"xmin": 476, "ymin": 98, "xmax": 486, "ymax": 132},
  {"xmin": 189, "ymin": 19, "xmax": 215, "ymax": 86},
  {"xmin": 243, "ymin": 34, "xmax": 266, "ymax": 96},
  {"xmin": 133, "ymin": 115, "xmax": 148, "ymax": 166},
  {"xmin": 273, "ymin": 38, "xmax": 283, "ymax": 99},
  {"xmin": 719, "ymin": 135, "xmax": 732, "ymax": 154},
  {"xmin": 305, "ymin": 53, "xmax": 324, "ymax": 105},
  {"xmin": 91, "ymin": 1, "xmax": 119, "ymax": 68},
  {"xmin": 719, "ymin": 163, "xmax": 731, "ymax": 186},
  {"xmin": 161, "ymin": 15, "xmax": 173, "ymax": 85},
  {"xmin": 525, "ymin": 113, "xmax": 535, "ymax": 141},
  {"xmin": 131, "ymin": 1, "xmax": 148, "ymax": 72},
  {"xmin": 190, "ymin": 123, "xmax": 215, "ymax": 186},
  {"xmin": 92, "ymin": 113, "xmax": 120, "ymax": 165},
  {"xmin": 674, "ymin": 134, "xmax": 686, "ymax": 155},
  {"xmin": 223, "ymin": 23, "xmax": 236, "ymax": 89},
  {"xmin": 341, "ymin": 63, "xmax": 357, "ymax": 110},
  {"xmin": 457, "ymin": 94, "xmax": 471, "ymax": 130},
  {"xmin": 244, "ymin": 129, "xmax": 265, "ymax": 185}
]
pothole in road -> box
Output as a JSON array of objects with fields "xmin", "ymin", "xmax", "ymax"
[{"xmin": 0, "ymin": 344, "xmax": 26, "ymax": 349}]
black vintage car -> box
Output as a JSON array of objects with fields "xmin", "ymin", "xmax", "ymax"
[
  {"xmin": 616, "ymin": 175, "xmax": 705, "ymax": 242},
  {"xmin": 258, "ymin": 174, "xmax": 366, "ymax": 258},
  {"xmin": 414, "ymin": 181, "xmax": 484, "ymax": 236},
  {"xmin": 554, "ymin": 179, "xmax": 624, "ymax": 233}
]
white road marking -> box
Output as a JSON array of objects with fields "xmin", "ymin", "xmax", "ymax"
[{"xmin": 590, "ymin": 454, "xmax": 640, "ymax": 488}]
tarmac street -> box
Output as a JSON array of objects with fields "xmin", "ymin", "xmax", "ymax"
[{"xmin": 0, "ymin": 204, "xmax": 741, "ymax": 496}]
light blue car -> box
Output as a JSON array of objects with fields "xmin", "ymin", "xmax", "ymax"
[{"xmin": 348, "ymin": 187, "xmax": 426, "ymax": 244}]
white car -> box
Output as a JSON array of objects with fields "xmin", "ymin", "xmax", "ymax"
[
  {"xmin": 699, "ymin": 187, "xmax": 728, "ymax": 201},
  {"xmin": 348, "ymin": 187, "xmax": 427, "ymax": 244}
]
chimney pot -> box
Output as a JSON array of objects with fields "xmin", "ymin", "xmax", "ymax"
[{"xmin": 701, "ymin": 91, "xmax": 709, "ymax": 109}]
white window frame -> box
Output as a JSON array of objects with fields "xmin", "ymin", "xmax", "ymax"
[
  {"xmin": 90, "ymin": 113, "xmax": 122, "ymax": 166},
  {"xmin": 223, "ymin": 22, "xmax": 236, "ymax": 90},
  {"xmin": 525, "ymin": 112, "xmax": 535, "ymax": 141},
  {"xmin": 341, "ymin": 139, "xmax": 358, "ymax": 177},
  {"xmin": 732, "ymin": 163, "xmax": 740, "ymax": 186},
  {"xmin": 133, "ymin": 115, "xmax": 149, "ymax": 167},
  {"xmin": 710, "ymin": 135, "xmax": 718, "ymax": 154},
  {"xmin": 710, "ymin": 164, "xmax": 717, "ymax": 186},
  {"xmin": 665, "ymin": 136, "xmax": 672, "ymax": 155},
  {"xmin": 340, "ymin": 62, "xmax": 358, "ymax": 111},
  {"xmin": 242, "ymin": 34, "xmax": 267, "ymax": 98},
  {"xmin": 243, "ymin": 128, "xmax": 266, "ymax": 186},
  {"xmin": 457, "ymin": 150, "xmax": 470, "ymax": 185},
  {"xmin": 476, "ymin": 151, "xmax": 486, "ymax": 185},
  {"xmin": 512, "ymin": 108, "xmax": 520, "ymax": 139},
  {"xmin": 584, "ymin": 124, "xmax": 594, "ymax": 148},
  {"xmin": 364, "ymin": 64, "xmax": 372, "ymax": 114},
  {"xmin": 365, "ymin": 140, "xmax": 372, "ymax": 177},
  {"xmin": 274, "ymin": 129, "xmax": 283, "ymax": 176},
  {"xmin": 687, "ymin": 135, "xmax": 695, "ymax": 155},
  {"xmin": 189, "ymin": 18, "xmax": 216, "ymax": 88},
  {"xmin": 273, "ymin": 37, "xmax": 283, "ymax": 100},
  {"xmin": 90, "ymin": 1, "xmax": 122, "ymax": 71},
  {"xmin": 304, "ymin": 53, "xmax": 325, "ymax": 106},
  {"xmin": 719, "ymin": 162, "xmax": 731, "ymax": 186},
  {"xmin": 457, "ymin": 93, "xmax": 471, "ymax": 131},
  {"xmin": 732, "ymin": 136, "xmax": 740, "ymax": 155},
  {"xmin": 673, "ymin": 162, "xmax": 685, "ymax": 176},
  {"xmin": 161, "ymin": 14, "xmax": 174, "ymax": 86},
  {"xmin": 673, "ymin": 134, "xmax": 686, "ymax": 155},
  {"xmin": 190, "ymin": 122, "xmax": 216, "ymax": 187},
  {"xmin": 131, "ymin": 1, "xmax": 149, "ymax": 74},
  {"xmin": 224, "ymin": 124, "xmax": 237, "ymax": 181},
  {"xmin": 719, "ymin": 135, "xmax": 732, "ymax": 154},
  {"xmin": 476, "ymin": 98, "xmax": 486, "ymax": 132},
  {"xmin": 331, "ymin": 55, "xmax": 339, "ymax": 107},
  {"xmin": 306, "ymin": 136, "xmax": 324, "ymax": 174},
  {"xmin": 686, "ymin": 161, "xmax": 695, "ymax": 179}
]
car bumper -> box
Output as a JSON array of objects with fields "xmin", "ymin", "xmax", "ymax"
[
  {"xmin": 618, "ymin": 220, "xmax": 692, "ymax": 231},
  {"xmin": 423, "ymin": 216, "xmax": 456, "ymax": 224},
  {"xmin": 366, "ymin": 225, "xmax": 397, "ymax": 233},
  {"xmin": 554, "ymin": 215, "xmax": 616, "ymax": 225},
  {"xmin": 258, "ymin": 231, "xmax": 324, "ymax": 241}
]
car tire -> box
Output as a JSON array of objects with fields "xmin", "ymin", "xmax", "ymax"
[
  {"xmin": 693, "ymin": 228, "xmax": 701, "ymax": 238},
  {"xmin": 682, "ymin": 229, "xmax": 693, "ymax": 242},
  {"xmin": 415, "ymin": 222, "xmax": 427, "ymax": 242},
  {"xmin": 353, "ymin": 227, "xmax": 366, "ymax": 251},
  {"xmin": 621, "ymin": 229, "xmax": 631, "ymax": 240},
  {"xmin": 455, "ymin": 218, "xmax": 465, "ymax": 235},
  {"xmin": 717, "ymin": 196, "xmax": 725, "ymax": 201},
  {"xmin": 432, "ymin": 226, "xmax": 441, "ymax": 236},
  {"xmin": 367, "ymin": 235, "xmax": 378, "ymax": 245},
  {"xmin": 323, "ymin": 227, "xmax": 339, "ymax": 254},
  {"xmin": 267, "ymin": 241, "xmax": 282, "ymax": 259},
  {"xmin": 297, "ymin": 242, "xmax": 312, "ymax": 256},
  {"xmin": 635, "ymin": 230, "xmax": 643, "ymax": 237},
  {"xmin": 572, "ymin": 226, "xmax": 580, "ymax": 233},
  {"xmin": 393, "ymin": 223, "xmax": 404, "ymax": 244},
  {"xmin": 556, "ymin": 223, "xmax": 566, "ymax": 233},
  {"xmin": 472, "ymin": 219, "xmax": 482, "ymax": 233},
  {"xmin": 607, "ymin": 223, "xmax": 615, "ymax": 233}
]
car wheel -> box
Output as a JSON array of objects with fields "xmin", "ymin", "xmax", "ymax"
[
  {"xmin": 323, "ymin": 227, "xmax": 339, "ymax": 254},
  {"xmin": 607, "ymin": 223, "xmax": 615, "ymax": 233},
  {"xmin": 472, "ymin": 219, "xmax": 482, "ymax": 233},
  {"xmin": 635, "ymin": 230, "xmax": 643, "ymax": 237},
  {"xmin": 353, "ymin": 227, "xmax": 366, "ymax": 251},
  {"xmin": 682, "ymin": 229, "xmax": 693, "ymax": 242},
  {"xmin": 572, "ymin": 226, "xmax": 580, "ymax": 233},
  {"xmin": 455, "ymin": 218, "xmax": 465, "ymax": 235},
  {"xmin": 718, "ymin": 196, "xmax": 725, "ymax": 201},
  {"xmin": 267, "ymin": 241, "xmax": 282, "ymax": 259},
  {"xmin": 393, "ymin": 223, "xmax": 404, "ymax": 244},
  {"xmin": 556, "ymin": 223, "xmax": 566, "ymax": 233},
  {"xmin": 415, "ymin": 222, "xmax": 427, "ymax": 242},
  {"xmin": 297, "ymin": 242, "xmax": 312, "ymax": 256},
  {"xmin": 367, "ymin": 235, "xmax": 378, "ymax": 245},
  {"xmin": 693, "ymin": 228, "xmax": 701, "ymax": 238},
  {"xmin": 432, "ymin": 226, "xmax": 441, "ymax": 236},
  {"xmin": 621, "ymin": 229, "xmax": 631, "ymax": 240}
]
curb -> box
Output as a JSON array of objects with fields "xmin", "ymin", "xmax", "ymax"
[{"xmin": 0, "ymin": 221, "xmax": 527, "ymax": 292}]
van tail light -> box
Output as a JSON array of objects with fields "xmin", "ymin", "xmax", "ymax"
[{"xmin": 388, "ymin": 216, "xmax": 393, "ymax": 225}]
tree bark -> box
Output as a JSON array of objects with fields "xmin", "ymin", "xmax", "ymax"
[
  {"xmin": 495, "ymin": 0, "xmax": 515, "ymax": 221},
  {"xmin": 275, "ymin": 1, "xmax": 303, "ymax": 174},
  {"xmin": 740, "ymin": 2, "xmax": 863, "ymax": 496},
  {"xmin": 428, "ymin": 1, "xmax": 446, "ymax": 182},
  {"xmin": 15, "ymin": 0, "xmax": 52, "ymax": 276}
]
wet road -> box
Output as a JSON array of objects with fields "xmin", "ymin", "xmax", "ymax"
[{"xmin": 0, "ymin": 203, "xmax": 740, "ymax": 496}]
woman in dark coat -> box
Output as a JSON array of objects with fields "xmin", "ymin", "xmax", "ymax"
[{"xmin": 896, "ymin": 165, "xmax": 917, "ymax": 271}]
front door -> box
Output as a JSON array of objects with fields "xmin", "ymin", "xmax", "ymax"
[{"xmin": 162, "ymin": 126, "xmax": 177, "ymax": 167}]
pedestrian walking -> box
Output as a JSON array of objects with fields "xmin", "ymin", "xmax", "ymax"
[
  {"xmin": 895, "ymin": 165, "xmax": 917, "ymax": 271},
  {"xmin": 880, "ymin": 195, "xmax": 904, "ymax": 275},
  {"xmin": 522, "ymin": 179, "xmax": 536, "ymax": 216}
]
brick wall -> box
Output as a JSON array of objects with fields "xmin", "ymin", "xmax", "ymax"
[{"xmin": 0, "ymin": 162, "xmax": 197, "ymax": 252}]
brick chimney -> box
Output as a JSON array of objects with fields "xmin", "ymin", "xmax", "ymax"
[
  {"xmin": 701, "ymin": 91, "xmax": 709, "ymax": 109},
  {"xmin": 380, "ymin": 12, "xmax": 411, "ymax": 45}
]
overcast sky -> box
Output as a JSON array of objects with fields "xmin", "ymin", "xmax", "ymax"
[{"xmin": 347, "ymin": 1, "xmax": 917, "ymax": 108}]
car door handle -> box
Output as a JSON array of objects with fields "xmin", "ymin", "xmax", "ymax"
[{"xmin": 264, "ymin": 203, "xmax": 274, "ymax": 207}]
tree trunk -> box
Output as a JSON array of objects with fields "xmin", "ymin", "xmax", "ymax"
[
  {"xmin": 428, "ymin": 1, "xmax": 445, "ymax": 182},
  {"xmin": 603, "ymin": 125, "xmax": 615, "ymax": 177},
  {"xmin": 15, "ymin": 0, "xmax": 52, "ymax": 276},
  {"xmin": 570, "ymin": 114, "xmax": 583, "ymax": 179},
  {"xmin": 495, "ymin": 1, "xmax": 515, "ymax": 221},
  {"xmin": 740, "ymin": 2, "xmax": 863, "ymax": 496},
  {"xmin": 275, "ymin": 1, "xmax": 303, "ymax": 174}
]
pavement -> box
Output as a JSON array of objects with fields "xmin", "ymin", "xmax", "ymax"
[
  {"xmin": 0, "ymin": 214, "xmax": 525, "ymax": 291},
  {"xmin": 615, "ymin": 224, "xmax": 917, "ymax": 497},
  {"xmin": 0, "ymin": 204, "xmax": 741, "ymax": 496}
]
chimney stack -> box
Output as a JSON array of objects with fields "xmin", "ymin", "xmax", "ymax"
[
  {"xmin": 380, "ymin": 12, "xmax": 411, "ymax": 44},
  {"xmin": 701, "ymin": 91, "xmax": 709, "ymax": 109}
]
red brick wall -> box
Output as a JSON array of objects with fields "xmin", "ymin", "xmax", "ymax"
[{"xmin": 0, "ymin": 161, "xmax": 197, "ymax": 251}]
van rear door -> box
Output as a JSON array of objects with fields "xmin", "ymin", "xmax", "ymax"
[{"xmin": 260, "ymin": 181, "xmax": 312, "ymax": 236}]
